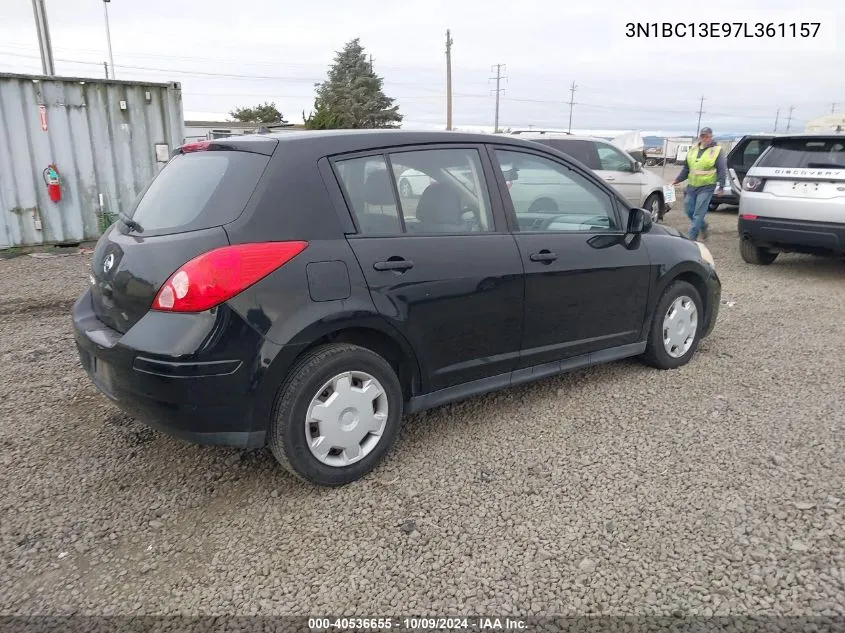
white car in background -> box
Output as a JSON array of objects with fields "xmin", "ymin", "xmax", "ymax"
[
  {"xmin": 509, "ymin": 132, "xmax": 673, "ymax": 221},
  {"xmin": 397, "ymin": 166, "xmax": 476, "ymax": 198}
]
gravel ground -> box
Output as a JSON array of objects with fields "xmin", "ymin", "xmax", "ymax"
[{"xmin": 1, "ymin": 186, "xmax": 844, "ymax": 621}]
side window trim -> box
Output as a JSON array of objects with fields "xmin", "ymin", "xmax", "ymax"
[
  {"xmin": 383, "ymin": 153, "xmax": 408, "ymax": 233},
  {"xmin": 318, "ymin": 156, "xmax": 357, "ymax": 235},
  {"xmin": 486, "ymin": 144, "xmax": 626, "ymax": 234}
]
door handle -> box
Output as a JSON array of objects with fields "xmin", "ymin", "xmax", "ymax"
[
  {"xmin": 604, "ymin": 176, "xmax": 616, "ymax": 181},
  {"xmin": 529, "ymin": 250, "xmax": 558, "ymax": 263},
  {"xmin": 374, "ymin": 258, "xmax": 414, "ymax": 272}
]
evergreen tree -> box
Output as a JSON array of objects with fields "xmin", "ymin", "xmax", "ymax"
[
  {"xmin": 305, "ymin": 38, "xmax": 402, "ymax": 129},
  {"xmin": 229, "ymin": 101, "xmax": 284, "ymax": 123}
]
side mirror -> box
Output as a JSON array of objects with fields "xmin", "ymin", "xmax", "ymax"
[
  {"xmin": 627, "ymin": 207, "xmax": 653, "ymax": 234},
  {"xmin": 633, "ymin": 161, "xmax": 643, "ymax": 173}
]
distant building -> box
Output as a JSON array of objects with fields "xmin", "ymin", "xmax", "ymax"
[
  {"xmin": 183, "ymin": 120, "xmax": 299, "ymax": 143},
  {"xmin": 805, "ymin": 114, "xmax": 845, "ymax": 134}
]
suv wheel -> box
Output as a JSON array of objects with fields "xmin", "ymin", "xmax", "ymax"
[
  {"xmin": 643, "ymin": 281, "xmax": 703, "ymax": 370},
  {"xmin": 740, "ymin": 238, "xmax": 778, "ymax": 265},
  {"xmin": 268, "ymin": 343, "xmax": 403, "ymax": 486},
  {"xmin": 644, "ymin": 193, "xmax": 663, "ymax": 222}
]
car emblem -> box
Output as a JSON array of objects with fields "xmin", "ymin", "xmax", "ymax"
[{"xmin": 103, "ymin": 253, "xmax": 115, "ymax": 273}]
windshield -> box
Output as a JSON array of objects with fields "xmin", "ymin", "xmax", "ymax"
[{"xmin": 757, "ymin": 138, "xmax": 845, "ymax": 169}]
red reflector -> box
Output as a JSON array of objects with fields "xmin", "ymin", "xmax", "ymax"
[
  {"xmin": 741, "ymin": 214, "xmax": 758, "ymax": 220},
  {"xmin": 181, "ymin": 141, "xmax": 212, "ymax": 153},
  {"xmin": 152, "ymin": 241, "xmax": 308, "ymax": 312}
]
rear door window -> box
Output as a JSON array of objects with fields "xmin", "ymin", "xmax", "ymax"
[
  {"xmin": 756, "ymin": 139, "xmax": 845, "ymax": 169},
  {"xmin": 129, "ymin": 151, "xmax": 270, "ymax": 236},
  {"xmin": 533, "ymin": 139, "xmax": 601, "ymax": 170}
]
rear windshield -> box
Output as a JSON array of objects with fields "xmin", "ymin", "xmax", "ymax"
[
  {"xmin": 533, "ymin": 139, "xmax": 600, "ymax": 170},
  {"xmin": 128, "ymin": 151, "xmax": 270, "ymax": 235},
  {"xmin": 757, "ymin": 138, "xmax": 845, "ymax": 169}
]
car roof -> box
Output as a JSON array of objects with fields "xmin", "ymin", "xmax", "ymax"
[
  {"xmin": 193, "ymin": 128, "xmax": 588, "ymax": 159},
  {"xmin": 505, "ymin": 132, "xmax": 610, "ymax": 143},
  {"xmin": 767, "ymin": 133, "xmax": 845, "ymax": 142}
]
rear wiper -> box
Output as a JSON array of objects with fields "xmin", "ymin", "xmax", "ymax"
[
  {"xmin": 806, "ymin": 162, "xmax": 845, "ymax": 169},
  {"xmin": 118, "ymin": 212, "xmax": 143, "ymax": 233}
]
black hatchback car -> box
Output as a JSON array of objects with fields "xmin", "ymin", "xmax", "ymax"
[{"xmin": 73, "ymin": 130, "xmax": 720, "ymax": 486}]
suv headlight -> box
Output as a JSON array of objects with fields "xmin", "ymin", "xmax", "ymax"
[{"xmin": 697, "ymin": 242, "xmax": 715, "ymax": 268}]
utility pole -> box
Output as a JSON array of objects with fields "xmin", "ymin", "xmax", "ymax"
[
  {"xmin": 832, "ymin": 102, "xmax": 838, "ymax": 114},
  {"xmin": 490, "ymin": 63, "xmax": 506, "ymax": 133},
  {"xmin": 31, "ymin": 0, "xmax": 55, "ymax": 76},
  {"xmin": 695, "ymin": 96, "xmax": 705, "ymax": 136},
  {"xmin": 773, "ymin": 108, "xmax": 780, "ymax": 132},
  {"xmin": 103, "ymin": 0, "xmax": 116, "ymax": 79},
  {"xmin": 445, "ymin": 30, "xmax": 453, "ymax": 131},
  {"xmin": 567, "ymin": 81, "xmax": 578, "ymax": 133},
  {"xmin": 786, "ymin": 105, "xmax": 795, "ymax": 132}
]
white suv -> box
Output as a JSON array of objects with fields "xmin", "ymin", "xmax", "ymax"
[
  {"xmin": 737, "ymin": 134, "xmax": 845, "ymax": 264},
  {"xmin": 509, "ymin": 132, "xmax": 672, "ymax": 221}
]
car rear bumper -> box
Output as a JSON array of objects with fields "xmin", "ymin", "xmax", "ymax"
[
  {"xmin": 712, "ymin": 191, "xmax": 739, "ymax": 207},
  {"xmin": 738, "ymin": 214, "xmax": 845, "ymax": 255},
  {"xmin": 72, "ymin": 289, "xmax": 267, "ymax": 448}
]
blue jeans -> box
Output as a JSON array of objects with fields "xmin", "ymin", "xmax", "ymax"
[{"xmin": 684, "ymin": 184, "xmax": 715, "ymax": 240}]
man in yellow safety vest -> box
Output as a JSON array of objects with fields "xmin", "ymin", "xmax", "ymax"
[{"xmin": 671, "ymin": 127, "xmax": 727, "ymax": 241}]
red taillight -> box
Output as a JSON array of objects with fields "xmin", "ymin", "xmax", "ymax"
[
  {"xmin": 181, "ymin": 141, "xmax": 212, "ymax": 153},
  {"xmin": 741, "ymin": 214, "xmax": 758, "ymax": 220},
  {"xmin": 152, "ymin": 242, "xmax": 308, "ymax": 312}
]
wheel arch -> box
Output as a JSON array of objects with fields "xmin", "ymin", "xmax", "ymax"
[
  {"xmin": 251, "ymin": 317, "xmax": 423, "ymax": 443},
  {"xmin": 642, "ymin": 261, "xmax": 713, "ymax": 340}
]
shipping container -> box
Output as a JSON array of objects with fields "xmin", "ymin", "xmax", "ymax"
[{"xmin": 0, "ymin": 73, "xmax": 184, "ymax": 249}]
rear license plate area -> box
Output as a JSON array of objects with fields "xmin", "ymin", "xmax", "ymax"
[
  {"xmin": 791, "ymin": 181, "xmax": 821, "ymax": 197},
  {"xmin": 91, "ymin": 356, "xmax": 115, "ymax": 395}
]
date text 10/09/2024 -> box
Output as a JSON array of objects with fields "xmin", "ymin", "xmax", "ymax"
[
  {"xmin": 308, "ymin": 617, "xmax": 527, "ymax": 630},
  {"xmin": 626, "ymin": 22, "xmax": 821, "ymax": 38}
]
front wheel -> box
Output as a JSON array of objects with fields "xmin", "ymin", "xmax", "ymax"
[
  {"xmin": 268, "ymin": 343, "xmax": 403, "ymax": 486},
  {"xmin": 644, "ymin": 193, "xmax": 664, "ymax": 223},
  {"xmin": 642, "ymin": 281, "xmax": 704, "ymax": 370},
  {"xmin": 740, "ymin": 238, "xmax": 778, "ymax": 265}
]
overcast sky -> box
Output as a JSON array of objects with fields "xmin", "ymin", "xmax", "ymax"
[{"xmin": 1, "ymin": 0, "xmax": 842, "ymax": 135}]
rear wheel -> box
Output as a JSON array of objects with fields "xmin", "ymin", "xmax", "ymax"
[
  {"xmin": 709, "ymin": 201, "xmax": 721, "ymax": 211},
  {"xmin": 268, "ymin": 343, "xmax": 403, "ymax": 486},
  {"xmin": 740, "ymin": 238, "xmax": 778, "ymax": 265},
  {"xmin": 644, "ymin": 193, "xmax": 664, "ymax": 222},
  {"xmin": 642, "ymin": 281, "xmax": 703, "ymax": 370}
]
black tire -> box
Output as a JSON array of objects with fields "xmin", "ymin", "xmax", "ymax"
[
  {"xmin": 709, "ymin": 201, "xmax": 720, "ymax": 211},
  {"xmin": 644, "ymin": 192, "xmax": 664, "ymax": 222},
  {"xmin": 268, "ymin": 343, "xmax": 403, "ymax": 486},
  {"xmin": 642, "ymin": 281, "xmax": 704, "ymax": 370},
  {"xmin": 740, "ymin": 238, "xmax": 778, "ymax": 265}
]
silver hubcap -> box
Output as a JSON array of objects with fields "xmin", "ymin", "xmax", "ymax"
[
  {"xmin": 305, "ymin": 371, "xmax": 389, "ymax": 467},
  {"xmin": 662, "ymin": 296, "xmax": 698, "ymax": 358}
]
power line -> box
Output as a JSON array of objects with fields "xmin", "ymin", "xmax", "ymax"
[
  {"xmin": 567, "ymin": 81, "xmax": 577, "ymax": 133},
  {"xmin": 490, "ymin": 63, "xmax": 506, "ymax": 133}
]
